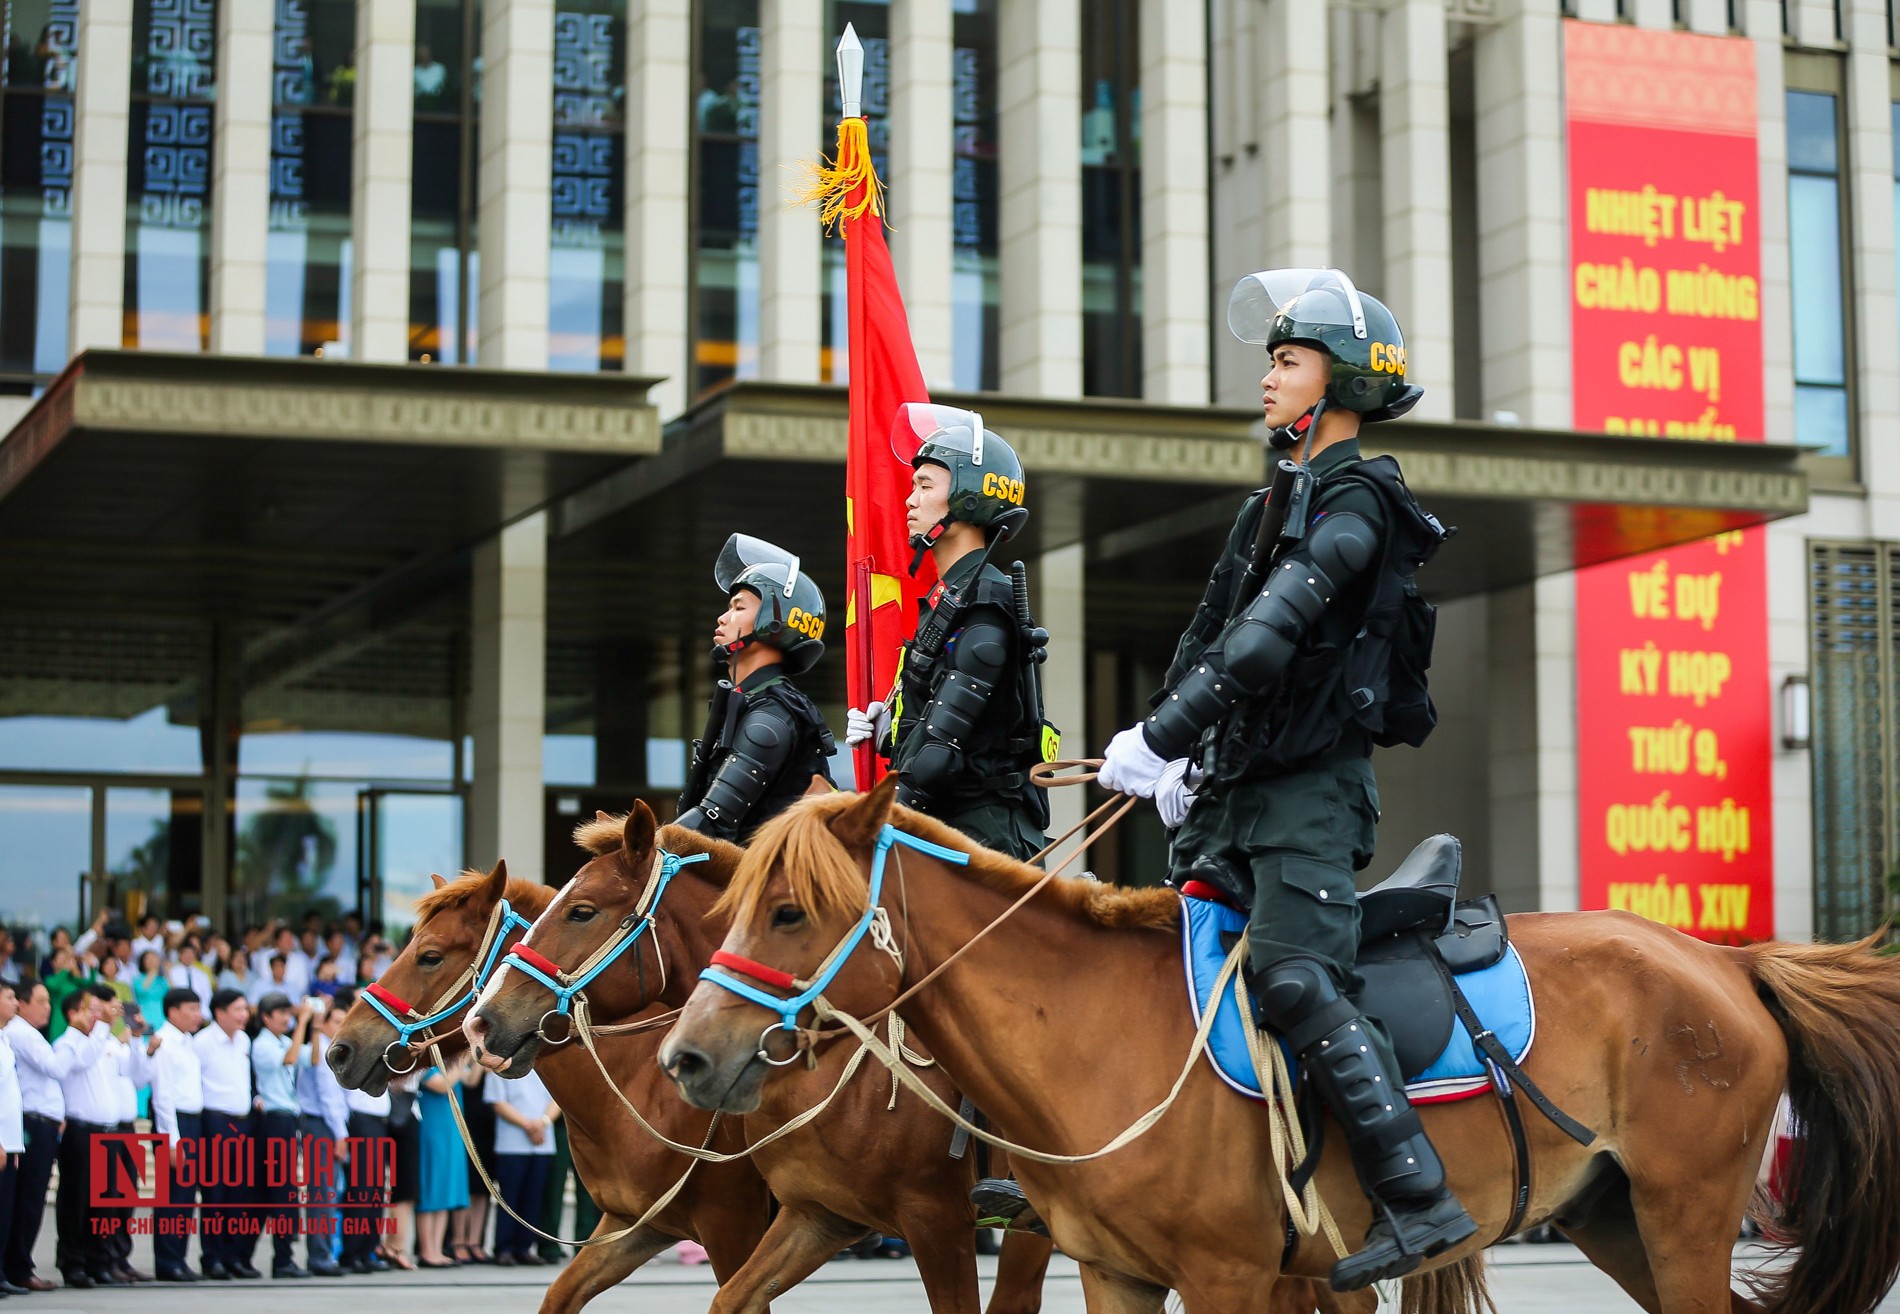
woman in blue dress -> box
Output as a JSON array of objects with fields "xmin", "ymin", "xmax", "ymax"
[{"xmin": 416, "ymin": 1061, "xmax": 472, "ymax": 1267}]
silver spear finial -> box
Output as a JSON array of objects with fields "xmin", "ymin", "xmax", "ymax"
[{"xmin": 837, "ymin": 22, "xmax": 863, "ymax": 120}]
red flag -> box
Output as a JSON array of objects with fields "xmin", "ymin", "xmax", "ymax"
[{"xmin": 833, "ymin": 119, "xmax": 935, "ymax": 787}]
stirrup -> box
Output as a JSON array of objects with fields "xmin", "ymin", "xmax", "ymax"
[{"xmin": 970, "ymin": 1178, "xmax": 1050, "ymax": 1237}]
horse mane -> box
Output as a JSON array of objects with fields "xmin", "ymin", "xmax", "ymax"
[
  {"xmin": 571, "ymin": 812, "xmax": 743, "ymax": 884},
  {"xmin": 711, "ymin": 792, "xmax": 1181, "ymax": 933},
  {"xmin": 412, "ymin": 870, "xmax": 555, "ymax": 922}
]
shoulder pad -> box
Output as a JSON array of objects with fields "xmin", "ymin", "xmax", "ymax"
[{"xmin": 734, "ymin": 701, "xmax": 798, "ymax": 756}]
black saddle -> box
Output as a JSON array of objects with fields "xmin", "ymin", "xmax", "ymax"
[{"xmin": 1198, "ymin": 833, "xmax": 1510, "ymax": 1081}]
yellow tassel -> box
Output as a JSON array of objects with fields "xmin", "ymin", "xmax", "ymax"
[{"xmin": 794, "ymin": 117, "xmax": 885, "ymax": 233}]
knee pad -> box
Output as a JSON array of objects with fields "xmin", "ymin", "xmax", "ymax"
[{"xmin": 1248, "ymin": 954, "xmax": 1357, "ymax": 1052}]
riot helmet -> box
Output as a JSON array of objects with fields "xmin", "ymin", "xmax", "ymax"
[
  {"xmin": 1228, "ymin": 268, "xmax": 1423, "ymax": 448},
  {"xmin": 713, "ymin": 534, "xmax": 827, "ymax": 675},
  {"xmin": 892, "ymin": 403, "xmax": 1029, "ymax": 570}
]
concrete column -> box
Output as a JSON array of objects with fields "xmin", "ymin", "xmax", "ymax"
[
  {"xmin": 1571, "ymin": 0, "xmax": 1619, "ymax": 21},
  {"xmin": 478, "ymin": 0, "xmax": 553, "ymax": 369},
  {"xmin": 1627, "ymin": 0, "xmax": 1674, "ymax": 29},
  {"xmin": 210, "ymin": 0, "xmax": 273, "ymax": 354},
  {"xmin": 624, "ymin": 0, "xmax": 693, "ymax": 417},
  {"xmin": 1793, "ymin": 0, "xmax": 1838, "ymax": 46},
  {"xmin": 1474, "ymin": 0, "xmax": 1568, "ymax": 427},
  {"xmin": 1846, "ymin": 0, "xmax": 1900, "ymax": 533},
  {"xmin": 1683, "ymin": 0, "xmax": 1735, "ymax": 33},
  {"xmin": 1136, "ymin": 0, "xmax": 1208, "ymax": 405},
  {"xmin": 997, "ymin": 0, "xmax": 1082, "ymax": 397},
  {"xmin": 1258, "ymin": 0, "xmax": 1330, "ymax": 270},
  {"xmin": 1486, "ymin": 577, "xmax": 1579, "ymax": 913},
  {"xmin": 1329, "ymin": 8, "xmax": 1383, "ymax": 306},
  {"xmin": 1378, "ymin": 0, "xmax": 1453, "ymax": 420},
  {"xmin": 890, "ymin": 0, "xmax": 955, "ymax": 390},
  {"xmin": 69, "ymin": 0, "xmax": 132, "ymax": 355},
  {"xmin": 469, "ymin": 514, "xmax": 548, "ymax": 882},
  {"xmin": 1036, "ymin": 543, "xmax": 1086, "ymax": 865},
  {"xmin": 351, "ymin": 0, "xmax": 414, "ymax": 362},
  {"xmin": 757, "ymin": 0, "xmax": 822, "ymax": 382}
]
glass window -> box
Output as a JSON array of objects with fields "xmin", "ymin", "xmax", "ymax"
[
  {"xmin": 549, "ymin": 0, "xmax": 624, "ymax": 372},
  {"xmin": 266, "ymin": 0, "xmax": 355, "ymax": 357},
  {"xmin": 951, "ymin": 0, "xmax": 997, "ymax": 393},
  {"xmin": 691, "ymin": 0, "xmax": 760, "ymax": 395},
  {"xmin": 106, "ymin": 786, "xmax": 200, "ymax": 922},
  {"xmin": 410, "ymin": 0, "xmax": 478, "ymax": 363},
  {"xmin": 125, "ymin": 0, "xmax": 218, "ymax": 352},
  {"xmin": 0, "ymin": 784, "xmax": 89, "ymax": 932},
  {"xmin": 232, "ymin": 776, "xmax": 358, "ymax": 926},
  {"xmin": 818, "ymin": 0, "xmax": 889, "ymax": 385},
  {"xmin": 1786, "ymin": 89, "xmax": 1849, "ymax": 460},
  {"xmin": 1080, "ymin": 0, "xmax": 1140, "ymax": 398},
  {"xmin": 0, "ymin": 0, "xmax": 78, "ymax": 387}
]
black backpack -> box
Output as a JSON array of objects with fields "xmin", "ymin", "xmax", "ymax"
[{"xmin": 1330, "ymin": 457, "xmax": 1454, "ymax": 749}]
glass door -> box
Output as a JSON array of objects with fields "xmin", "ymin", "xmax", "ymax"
[{"xmin": 360, "ymin": 788, "xmax": 464, "ymax": 938}]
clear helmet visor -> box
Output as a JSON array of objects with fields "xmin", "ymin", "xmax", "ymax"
[
  {"xmin": 714, "ymin": 533, "xmax": 801, "ymax": 597},
  {"xmin": 890, "ymin": 401, "xmax": 987, "ymax": 467},
  {"xmin": 1227, "ymin": 267, "xmax": 1368, "ymax": 344}
]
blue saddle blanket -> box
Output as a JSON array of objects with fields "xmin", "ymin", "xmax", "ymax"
[{"xmin": 1179, "ymin": 893, "xmax": 1537, "ymax": 1104}]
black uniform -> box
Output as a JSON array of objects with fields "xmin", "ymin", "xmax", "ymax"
[
  {"xmin": 676, "ymin": 667, "xmax": 836, "ymax": 843},
  {"xmin": 1156, "ymin": 437, "xmax": 1387, "ymax": 991},
  {"xmin": 883, "ymin": 550, "xmax": 1047, "ymax": 861}
]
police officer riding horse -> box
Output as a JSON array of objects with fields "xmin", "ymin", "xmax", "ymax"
[
  {"xmin": 1098, "ymin": 268, "xmax": 1470, "ymax": 1290},
  {"xmin": 675, "ymin": 535, "xmax": 838, "ymax": 842}
]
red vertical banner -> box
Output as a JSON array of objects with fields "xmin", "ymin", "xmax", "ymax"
[{"xmin": 1566, "ymin": 21, "xmax": 1773, "ymax": 941}]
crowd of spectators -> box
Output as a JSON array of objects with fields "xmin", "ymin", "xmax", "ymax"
[{"xmin": 0, "ymin": 909, "xmax": 602, "ymax": 1290}]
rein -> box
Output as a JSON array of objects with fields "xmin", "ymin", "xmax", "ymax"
[
  {"xmin": 492, "ymin": 847, "xmax": 710, "ymax": 1043},
  {"xmin": 362, "ymin": 895, "xmax": 535, "ymax": 1074}
]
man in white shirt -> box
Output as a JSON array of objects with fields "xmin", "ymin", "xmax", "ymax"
[
  {"xmin": 294, "ymin": 1002, "xmax": 347, "ymax": 1276},
  {"xmin": 4, "ymin": 979, "xmax": 104, "ymax": 1290},
  {"xmin": 483, "ymin": 1065, "xmax": 560, "ymax": 1266},
  {"xmin": 0, "ymin": 983, "xmax": 26, "ymax": 1297},
  {"xmin": 263, "ymin": 929, "xmax": 311, "ymax": 1000},
  {"xmin": 52, "ymin": 991, "xmax": 123, "ymax": 1289},
  {"xmin": 333, "ymin": 991, "xmax": 390, "ymax": 1274},
  {"xmin": 130, "ymin": 916, "xmax": 165, "ymax": 966},
  {"xmin": 195, "ymin": 989, "xmax": 258, "ymax": 1280},
  {"xmin": 150, "ymin": 988, "xmax": 206, "ymax": 1282}
]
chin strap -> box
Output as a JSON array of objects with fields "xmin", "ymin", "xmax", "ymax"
[
  {"xmin": 908, "ymin": 517, "xmax": 952, "ymax": 576},
  {"xmin": 1268, "ymin": 398, "xmax": 1324, "ymax": 453}
]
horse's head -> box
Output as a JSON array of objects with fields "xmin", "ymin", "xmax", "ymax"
[
  {"xmin": 660, "ymin": 775, "xmax": 909, "ymax": 1113},
  {"xmin": 469, "ymin": 800, "xmax": 707, "ymax": 1074},
  {"xmin": 330, "ymin": 859, "xmax": 542, "ymax": 1092}
]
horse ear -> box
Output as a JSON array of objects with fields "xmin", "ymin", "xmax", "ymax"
[
  {"xmin": 480, "ymin": 859, "xmax": 509, "ymax": 901},
  {"xmin": 429, "ymin": 872, "xmax": 449, "ymax": 890},
  {"xmin": 623, "ymin": 799, "xmax": 658, "ymax": 860},
  {"xmin": 595, "ymin": 810, "xmax": 612, "ymax": 823},
  {"xmin": 803, "ymin": 774, "xmax": 834, "ymax": 797},
  {"xmin": 830, "ymin": 773, "xmax": 899, "ymax": 850}
]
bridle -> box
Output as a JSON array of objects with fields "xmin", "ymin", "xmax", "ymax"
[
  {"xmin": 492, "ymin": 847, "xmax": 710, "ymax": 1044},
  {"xmin": 698, "ymin": 823, "xmax": 967, "ymax": 1066},
  {"xmin": 362, "ymin": 895, "xmax": 535, "ymax": 1074}
]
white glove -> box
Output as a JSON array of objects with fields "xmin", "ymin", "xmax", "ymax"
[
  {"xmin": 1097, "ymin": 724, "xmax": 1171, "ymax": 797},
  {"xmin": 1154, "ymin": 758, "xmax": 1203, "ymax": 830},
  {"xmin": 846, "ymin": 700, "xmax": 890, "ymax": 748}
]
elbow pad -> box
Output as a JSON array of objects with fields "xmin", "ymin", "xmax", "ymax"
[
  {"xmin": 678, "ymin": 708, "xmax": 796, "ymax": 838},
  {"xmin": 1143, "ymin": 513, "xmax": 1377, "ymax": 760}
]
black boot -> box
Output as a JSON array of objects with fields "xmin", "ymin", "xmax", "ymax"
[
  {"xmin": 970, "ymin": 1178, "xmax": 1050, "ymax": 1237},
  {"xmin": 1250, "ymin": 957, "xmax": 1476, "ymax": 1291}
]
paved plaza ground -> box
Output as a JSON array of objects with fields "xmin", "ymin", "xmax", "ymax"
[{"xmin": 21, "ymin": 1225, "xmax": 1898, "ymax": 1313}]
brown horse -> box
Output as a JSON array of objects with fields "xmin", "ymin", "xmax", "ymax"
[
  {"xmin": 463, "ymin": 805, "xmax": 1077, "ymax": 1314},
  {"xmin": 660, "ymin": 778, "xmax": 1900, "ymax": 1314},
  {"xmin": 326, "ymin": 860, "xmax": 774, "ymax": 1314},
  {"xmin": 464, "ymin": 804, "xmax": 1356, "ymax": 1314}
]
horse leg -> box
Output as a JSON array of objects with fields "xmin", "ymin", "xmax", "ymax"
[
  {"xmin": 983, "ymin": 1231, "xmax": 1055, "ymax": 1314},
  {"xmin": 1621, "ymin": 1169, "xmax": 1755, "ymax": 1314},
  {"xmin": 1076, "ymin": 1263, "xmax": 1169, "ymax": 1314},
  {"xmin": 534, "ymin": 1219, "xmax": 675, "ymax": 1314},
  {"xmin": 705, "ymin": 1204, "xmax": 868, "ymax": 1314},
  {"xmin": 900, "ymin": 1201, "xmax": 983, "ymax": 1314}
]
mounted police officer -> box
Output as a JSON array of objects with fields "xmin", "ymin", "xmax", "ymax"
[
  {"xmin": 675, "ymin": 535, "xmax": 837, "ymax": 843},
  {"xmin": 845, "ymin": 404, "xmax": 1053, "ymax": 863},
  {"xmin": 1096, "ymin": 269, "xmax": 1472, "ymax": 1289}
]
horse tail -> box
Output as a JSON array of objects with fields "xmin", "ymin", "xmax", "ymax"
[
  {"xmin": 1397, "ymin": 1252, "xmax": 1493, "ymax": 1314},
  {"xmin": 1744, "ymin": 934, "xmax": 1900, "ymax": 1314}
]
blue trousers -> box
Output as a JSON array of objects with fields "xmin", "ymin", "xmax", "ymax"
[{"xmin": 491, "ymin": 1154, "xmax": 550, "ymax": 1259}]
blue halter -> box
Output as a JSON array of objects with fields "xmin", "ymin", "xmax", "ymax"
[
  {"xmin": 362, "ymin": 896, "xmax": 536, "ymax": 1072},
  {"xmin": 698, "ymin": 823, "xmax": 970, "ymax": 1034},
  {"xmin": 499, "ymin": 848, "xmax": 711, "ymax": 1026}
]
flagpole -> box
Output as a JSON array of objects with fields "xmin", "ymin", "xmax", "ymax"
[{"xmin": 852, "ymin": 558, "xmax": 876, "ymax": 788}]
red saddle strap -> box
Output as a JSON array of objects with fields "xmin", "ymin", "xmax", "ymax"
[
  {"xmin": 709, "ymin": 950, "xmax": 796, "ymax": 991},
  {"xmin": 507, "ymin": 944, "xmax": 564, "ymax": 978},
  {"xmin": 1181, "ymin": 879, "xmax": 1243, "ymax": 912},
  {"xmin": 366, "ymin": 982, "xmax": 415, "ymax": 1016}
]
